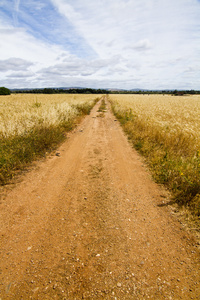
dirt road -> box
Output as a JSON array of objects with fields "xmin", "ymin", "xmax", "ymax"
[{"xmin": 0, "ymin": 97, "xmax": 199, "ymax": 299}]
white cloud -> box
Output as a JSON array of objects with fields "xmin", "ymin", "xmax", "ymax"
[
  {"xmin": 40, "ymin": 55, "xmax": 123, "ymax": 79},
  {"xmin": 0, "ymin": 0, "xmax": 199, "ymax": 89},
  {"xmin": 7, "ymin": 71, "xmax": 35, "ymax": 78},
  {"xmin": 0, "ymin": 58, "xmax": 33, "ymax": 71},
  {"xmin": 0, "ymin": 24, "xmax": 62, "ymax": 67},
  {"xmin": 130, "ymin": 39, "xmax": 152, "ymax": 51}
]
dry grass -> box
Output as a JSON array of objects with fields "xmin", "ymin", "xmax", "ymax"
[
  {"xmin": 110, "ymin": 94, "xmax": 200, "ymax": 216},
  {"xmin": 0, "ymin": 94, "xmax": 98, "ymax": 137},
  {"xmin": 0, "ymin": 94, "xmax": 99, "ymax": 184}
]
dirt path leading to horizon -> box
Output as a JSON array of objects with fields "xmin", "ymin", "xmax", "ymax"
[{"xmin": 0, "ymin": 97, "xmax": 199, "ymax": 299}]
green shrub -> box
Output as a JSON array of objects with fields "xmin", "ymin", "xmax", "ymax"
[{"xmin": 0, "ymin": 87, "xmax": 11, "ymax": 95}]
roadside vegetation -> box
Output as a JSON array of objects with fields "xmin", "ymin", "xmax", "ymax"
[
  {"xmin": 110, "ymin": 94, "xmax": 200, "ymax": 217},
  {"xmin": 0, "ymin": 94, "xmax": 99, "ymax": 185}
]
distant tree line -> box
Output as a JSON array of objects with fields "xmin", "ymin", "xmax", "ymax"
[
  {"xmin": 171, "ymin": 90, "xmax": 200, "ymax": 96},
  {"xmin": 112, "ymin": 90, "xmax": 200, "ymax": 95},
  {"xmin": 4, "ymin": 87, "xmax": 200, "ymax": 95},
  {"xmin": 13, "ymin": 88, "xmax": 110, "ymax": 94}
]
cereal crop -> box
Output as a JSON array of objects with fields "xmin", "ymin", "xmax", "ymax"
[
  {"xmin": 0, "ymin": 94, "xmax": 99, "ymax": 184},
  {"xmin": 0, "ymin": 94, "xmax": 98, "ymax": 137},
  {"xmin": 110, "ymin": 94, "xmax": 200, "ymax": 215}
]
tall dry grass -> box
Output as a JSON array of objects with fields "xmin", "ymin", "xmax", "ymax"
[
  {"xmin": 110, "ymin": 94, "xmax": 200, "ymax": 216},
  {"xmin": 0, "ymin": 94, "xmax": 99, "ymax": 184},
  {"xmin": 0, "ymin": 94, "xmax": 98, "ymax": 137}
]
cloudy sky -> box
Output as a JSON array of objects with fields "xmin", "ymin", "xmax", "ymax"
[{"xmin": 0, "ymin": 0, "xmax": 200, "ymax": 90}]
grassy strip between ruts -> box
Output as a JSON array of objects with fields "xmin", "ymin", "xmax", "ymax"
[
  {"xmin": 110, "ymin": 98, "xmax": 200, "ymax": 218},
  {"xmin": 98, "ymin": 97, "xmax": 106, "ymax": 112},
  {"xmin": 0, "ymin": 99, "xmax": 99, "ymax": 185}
]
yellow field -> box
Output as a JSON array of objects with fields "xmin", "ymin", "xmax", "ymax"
[
  {"xmin": 109, "ymin": 94, "xmax": 200, "ymax": 213},
  {"xmin": 109, "ymin": 94, "xmax": 200, "ymax": 151},
  {"xmin": 0, "ymin": 94, "xmax": 99, "ymax": 137},
  {"xmin": 0, "ymin": 93, "xmax": 99, "ymax": 185}
]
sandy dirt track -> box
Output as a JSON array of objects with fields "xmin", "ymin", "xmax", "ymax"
[{"xmin": 0, "ymin": 97, "xmax": 199, "ymax": 299}]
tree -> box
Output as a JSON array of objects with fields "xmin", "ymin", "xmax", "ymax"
[{"xmin": 0, "ymin": 87, "xmax": 11, "ymax": 95}]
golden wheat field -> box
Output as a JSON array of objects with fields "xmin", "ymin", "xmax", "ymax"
[
  {"xmin": 109, "ymin": 94, "xmax": 200, "ymax": 213},
  {"xmin": 0, "ymin": 94, "xmax": 99, "ymax": 137},
  {"xmin": 109, "ymin": 94, "xmax": 200, "ymax": 153},
  {"xmin": 0, "ymin": 93, "xmax": 99, "ymax": 185}
]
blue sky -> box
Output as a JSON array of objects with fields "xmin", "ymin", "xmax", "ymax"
[{"xmin": 0, "ymin": 0, "xmax": 200, "ymax": 89}]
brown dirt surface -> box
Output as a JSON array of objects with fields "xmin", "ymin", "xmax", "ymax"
[{"xmin": 0, "ymin": 97, "xmax": 199, "ymax": 299}]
